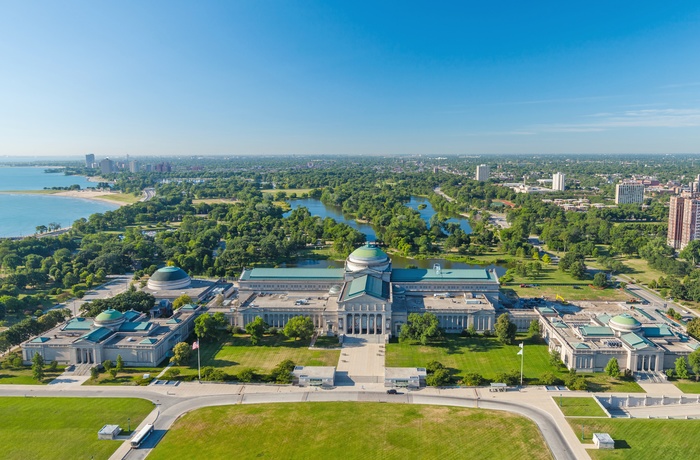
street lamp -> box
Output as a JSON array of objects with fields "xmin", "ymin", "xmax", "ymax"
[{"xmin": 128, "ymin": 417, "xmax": 131, "ymax": 433}]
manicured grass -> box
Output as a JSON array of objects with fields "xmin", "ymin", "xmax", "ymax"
[
  {"xmin": 192, "ymin": 198, "xmax": 241, "ymax": 204},
  {"xmin": 313, "ymin": 335, "xmax": 340, "ymax": 348},
  {"xmin": 556, "ymin": 397, "xmax": 607, "ymax": 417},
  {"xmin": 0, "ymin": 397, "xmax": 154, "ymax": 460},
  {"xmin": 0, "ymin": 367, "xmax": 66, "ymax": 384},
  {"xmin": 94, "ymin": 193, "xmax": 140, "ymax": 204},
  {"xmin": 582, "ymin": 373, "xmax": 645, "ymax": 393},
  {"xmin": 506, "ymin": 266, "xmax": 628, "ymax": 301},
  {"xmin": 83, "ymin": 367, "xmax": 162, "ymax": 386},
  {"xmin": 386, "ymin": 334, "xmax": 564, "ymax": 383},
  {"xmin": 150, "ymin": 403, "xmax": 553, "ymax": 460},
  {"xmin": 569, "ymin": 418, "xmax": 700, "ymax": 460},
  {"xmin": 673, "ymin": 379, "xmax": 700, "ymax": 393},
  {"xmin": 172, "ymin": 334, "xmax": 340, "ymax": 378},
  {"xmin": 618, "ymin": 257, "xmax": 665, "ymax": 286}
]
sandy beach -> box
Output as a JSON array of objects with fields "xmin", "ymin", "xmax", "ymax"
[{"xmin": 52, "ymin": 189, "xmax": 134, "ymax": 206}]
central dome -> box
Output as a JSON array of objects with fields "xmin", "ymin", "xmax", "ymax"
[
  {"xmin": 94, "ymin": 308, "xmax": 126, "ymax": 330},
  {"xmin": 609, "ymin": 314, "xmax": 641, "ymax": 333},
  {"xmin": 148, "ymin": 266, "xmax": 192, "ymax": 290},
  {"xmin": 346, "ymin": 244, "xmax": 391, "ymax": 272}
]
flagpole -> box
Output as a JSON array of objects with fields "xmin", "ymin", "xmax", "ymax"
[
  {"xmin": 197, "ymin": 341, "xmax": 201, "ymax": 381},
  {"xmin": 519, "ymin": 342, "xmax": 524, "ymax": 386}
]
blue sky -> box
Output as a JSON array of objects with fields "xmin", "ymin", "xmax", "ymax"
[{"xmin": 1, "ymin": 1, "xmax": 699, "ymax": 156}]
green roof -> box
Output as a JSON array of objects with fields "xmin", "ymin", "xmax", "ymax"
[
  {"xmin": 610, "ymin": 314, "xmax": 641, "ymax": 327},
  {"xmin": 579, "ymin": 326, "xmax": 614, "ymax": 337},
  {"xmin": 597, "ymin": 314, "xmax": 612, "ymax": 325},
  {"xmin": 573, "ymin": 342, "xmax": 590, "ymax": 349},
  {"xmin": 391, "ymin": 268, "xmax": 495, "ymax": 283},
  {"xmin": 30, "ymin": 337, "xmax": 50, "ymax": 343},
  {"xmin": 95, "ymin": 309, "xmax": 124, "ymax": 322},
  {"xmin": 241, "ymin": 268, "xmax": 344, "ymax": 281},
  {"xmin": 139, "ymin": 338, "xmax": 158, "ymax": 345},
  {"xmin": 63, "ymin": 317, "xmax": 94, "ymax": 331},
  {"xmin": 123, "ymin": 310, "xmax": 141, "ymax": 321},
  {"xmin": 80, "ymin": 327, "xmax": 113, "ymax": 343},
  {"xmin": 349, "ymin": 244, "xmax": 388, "ymax": 260},
  {"xmin": 343, "ymin": 275, "xmax": 389, "ymax": 301},
  {"xmin": 621, "ymin": 332, "xmax": 654, "ymax": 350},
  {"xmin": 166, "ymin": 318, "xmax": 182, "ymax": 324},
  {"xmin": 150, "ymin": 266, "xmax": 190, "ymax": 282},
  {"xmin": 119, "ymin": 322, "xmax": 152, "ymax": 332},
  {"xmin": 180, "ymin": 304, "xmax": 197, "ymax": 311},
  {"xmin": 641, "ymin": 326, "xmax": 674, "ymax": 337}
]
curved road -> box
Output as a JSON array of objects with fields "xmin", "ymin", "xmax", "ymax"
[{"xmin": 0, "ymin": 384, "xmax": 578, "ymax": 460}]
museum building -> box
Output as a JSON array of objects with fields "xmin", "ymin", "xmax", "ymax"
[{"xmin": 235, "ymin": 244, "xmax": 500, "ymax": 338}]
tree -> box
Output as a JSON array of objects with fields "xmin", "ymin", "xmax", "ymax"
[
  {"xmin": 103, "ymin": 359, "xmax": 113, "ymax": 372},
  {"xmin": 399, "ymin": 312, "xmax": 443, "ymax": 345},
  {"xmin": 675, "ymin": 357, "xmax": 690, "ymax": 379},
  {"xmin": 90, "ymin": 366, "xmax": 99, "ymax": 380},
  {"xmin": 568, "ymin": 260, "xmax": 587, "ymax": 280},
  {"xmin": 283, "ymin": 315, "xmax": 315, "ymax": 341},
  {"xmin": 679, "ymin": 240, "xmax": 700, "ymax": 266},
  {"xmin": 495, "ymin": 313, "xmax": 517, "ymax": 345},
  {"xmin": 426, "ymin": 367, "xmax": 451, "ymax": 386},
  {"xmin": 170, "ymin": 342, "xmax": 192, "ymax": 365},
  {"xmin": 593, "ymin": 272, "xmax": 608, "ymax": 288},
  {"xmin": 549, "ymin": 349, "xmax": 562, "ymax": 367},
  {"xmin": 32, "ymin": 353, "xmax": 45, "ymax": 382},
  {"xmin": 116, "ymin": 354, "xmax": 124, "ymax": 372},
  {"xmin": 687, "ymin": 318, "xmax": 700, "ymax": 340},
  {"xmin": 528, "ymin": 319, "xmax": 541, "ymax": 339},
  {"xmin": 604, "ymin": 357, "xmax": 620, "ymax": 378},
  {"xmin": 269, "ymin": 359, "xmax": 295, "ymax": 384},
  {"xmin": 109, "ymin": 369, "xmax": 118, "ymax": 379},
  {"xmin": 172, "ymin": 294, "xmax": 193, "ymax": 309},
  {"xmin": 462, "ymin": 372, "xmax": 484, "ymax": 386},
  {"xmin": 542, "ymin": 254, "xmax": 552, "ymax": 265},
  {"xmin": 689, "ymin": 349, "xmax": 700, "ymax": 381},
  {"xmin": 245, "ymin": 316, "xmax": 266, "ymax": 345},
  {"xmin": 195, "ymin": 314, "xmax": 216, "ymax": 341}
]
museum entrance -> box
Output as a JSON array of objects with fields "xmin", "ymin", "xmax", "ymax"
[{"xmin": 346, "ymin": 313, "xmax": 383, "ymax": 334}]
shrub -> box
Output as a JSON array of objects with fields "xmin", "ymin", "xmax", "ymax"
[
  {"xmin": 236, "ymin": 367, "xmax": 256, "ymax": 383},
  {"xmin": 201, "ymin": 367, "xmax": 226, "ymax": 382},
  {"xmin": 540, "ymin": 372, "xmax": 562, "ymax": 386},
  {"xmin": 426, "ymin": 368, "xmax": 451, "ymax": 386},
  {"xmin": 462, "ymin": 372, "xmax": 484, "ymax": 386},
  {"xmin": 425, "ymin": 360, "xmax": 445, "ymax": 374},
  {"xmin": 164, "ymin": 368, "xmax": 181, "ymax": 380},
  {"xmin": 495, "ymin": 369, "xmax": 520, "ymax": 386},
  {"xmin": 48, "ymin": 360, "xmax": 58, "ymax": 372}
]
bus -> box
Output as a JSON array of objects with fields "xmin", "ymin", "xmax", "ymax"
[{"xmin": 130, "ymin": 424, "xmax": 154, "ymax": 448}]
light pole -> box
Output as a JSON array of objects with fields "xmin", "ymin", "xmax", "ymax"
[
  {"xmin": 559, "ymin": 393, "xmax": 562, "ymax": 407},
  {"xmin": 128, "ymin": 417, "xmax": 131, "ymax": 433}
]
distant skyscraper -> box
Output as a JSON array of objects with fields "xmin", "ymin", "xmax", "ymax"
[
  {"xmin": 668, "ymin": 193, "xmax": 700, "ymax": 250},
  {"xmin": 129, "ymin": 160, "xmax": 140, "ymax": 173},
  {"xmin": 99, "ymin": 158, "xmax": 113, "ymax": 175},
  {"xmin": 615, "ymin": 182, "xmax": 644, "ymax": 205},
  {"xmin": 475, "ymin": 164, "xmax": 490, "ymax": 181},
  {"xmin": 85, "ymin": 153, "xmax": 95, "ymax": 168},
  {"xmin": 552, "ymin": 172, "xmax": 565, "ymax": 191}
]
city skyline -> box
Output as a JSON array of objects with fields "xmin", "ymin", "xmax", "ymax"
[{"xmin": 1, "ymin": 1, "xmax": 699, "ymax": 156}]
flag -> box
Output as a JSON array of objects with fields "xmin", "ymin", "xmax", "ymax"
[
  {"xmin": 519, "ymin": 342, "xmax": 524, "ymax": 348},
  {"xmin": 517, "ymin": 343, "xmax": 523, "ymax": 355},
  {"xmin": 192, "ymin": 341, "xmax": 199, "ymax": 350},
  {"xmin": 517, "ymin": 349, "xmax": 523, "ymax": 356}
]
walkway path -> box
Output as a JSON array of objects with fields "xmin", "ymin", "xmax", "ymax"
[{"xmin": 336, "ymin": 336, "xmax": 385, "ymax": 384}]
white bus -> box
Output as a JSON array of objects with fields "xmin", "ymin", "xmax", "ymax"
[{"xmin": 130, "ymin": 424, "xmax": 154, "ymax": 448}]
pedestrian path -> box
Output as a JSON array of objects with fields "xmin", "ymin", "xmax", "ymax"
[{"xmin": 336, "ymin": 336, "xmax": 385, "ymax": 385}]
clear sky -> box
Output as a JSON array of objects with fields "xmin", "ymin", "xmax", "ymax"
[{"xmin": 1, "ymin": 1, "xmax": 700, "ymax": 156}]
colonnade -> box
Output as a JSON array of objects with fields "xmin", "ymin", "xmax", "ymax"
[{"xmin": 346, "ymin": 313, "xmax": 383, "ymax": 334}]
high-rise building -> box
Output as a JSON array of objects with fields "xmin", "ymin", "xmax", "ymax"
[
  {"xmin": 475, "ymin": 164, "xmax": 490, "ymax": 181},
  {"xmin": 552, "ymin": 172, "xmax": 565, "ymax": 191},
  {"xmin": 615, "ymin": 182, "xmax": 645, "ymax": 205},
  {"xmin": 99, "ymin": 158, "xmax": 113, "ymax": 175},
  {"xmin": 129, "ymin": 160, "xmax": 140, "ymax": 173},
  {"xmin": 85, "ymin": 153, "xmax": 95, "ymax": 168},
  {"xmin": 668, "ymin": 193, "xmax": 700, "ymax": 250}
]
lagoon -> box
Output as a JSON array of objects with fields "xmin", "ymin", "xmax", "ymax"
[{"xmin": 0, "ymin": 167, "xmax": 119, "ymax": 237}]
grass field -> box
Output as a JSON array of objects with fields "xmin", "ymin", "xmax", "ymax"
[
  {"xmin": 94, "ymin": 193, "xmax": 140, "ymax": 204},
  {"xmin": 581, "ymin": 373, "xmax": 644, "ymax": 393},
  {"xmin": 0, "ymin": 397, "xmax": 154, "ymax": 460},
  {"xmin": 83, "ymin": 366, "xmax": 163, "ymax": 386},
  {"xmin": 673, "ymin": 379, "xmax": 700, "ymax": 393},
  {"xmin": 172, "ymin": 334, "xmax": 340, "ymax": 378},
  {"xmin": 0, "ymin": 366, "xmax": 66, "ymax": 384},
  {"xmin": 192, "ymin": 198, "xmax": 241, "ymax": 204},
  {"xmin": 386, "ymin": 334, "xmax": 563, "ymax": 383},
  {"xmin": 568, "ymin": 418, "xmax": 700, "ymax": 460},
  {"xmin": 556, "ymin": 397, "xmax": 607, "ymax": 417},
  {"xmin": 150, "ymin": 402, "xmax": 553, "ymax": 460},
  {"xmin": 618, "ymin": 257, "xmax": 665, "ymax": 286},
  {"xmin": 506, "ymin": 266, "xmax": 628, "ymax": 301}
]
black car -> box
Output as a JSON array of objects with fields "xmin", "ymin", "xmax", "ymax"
[{"xmin": 386, "ymin": 389, "xmax": 398, "ymax": 394}]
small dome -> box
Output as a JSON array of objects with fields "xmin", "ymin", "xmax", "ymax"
[
  {"xmin": 148, "ymin": 266, "xmax": 192, "ymax": 290},
  {"xmin": 95, "ymin": 309, "xmax": 124, "ymax": 322},
  {"xmin": 150, "ymin": 266, "xmax": 189, "ymax": 282}
]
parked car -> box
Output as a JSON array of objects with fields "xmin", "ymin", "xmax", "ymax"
[{"xmin": 386, "ymin": 389, "xmax": 398, "ymax": 394}]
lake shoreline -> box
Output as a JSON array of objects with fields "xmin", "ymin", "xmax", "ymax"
[{"xmin": 0, "ymin": 190, "xmax": 132, "ymax": 207}]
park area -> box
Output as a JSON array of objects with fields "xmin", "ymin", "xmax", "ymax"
[
  {"xmin": 0, "ymin": 397, "xmax": 154, "ymax": 460},
  {"xmin": 172, "ymin": 333, "xmax": 340, "ymax": 379},
  {"xmin": 505, "ymin": 266, "xmax": 629, "ymax": 302},
  {"xmin": 568, "ymin": 418, "xmax": 700, "ymax": 460},
  {"xmin": 555, "ymin": 397, "xmax": 607, "ymax": 417},
  {"xmin": 149, "ymin": 402, "xmax": 553, "ymax": 460}
]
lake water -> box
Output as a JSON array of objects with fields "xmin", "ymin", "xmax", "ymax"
[
  {"xmin": 282, "ymin": 196, "xmax": 504, "ymax": 274},
  {"xmin": 0, "ymin": 167, "xmax": 119, "ymax": 237}
]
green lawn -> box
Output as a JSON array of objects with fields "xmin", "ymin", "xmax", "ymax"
[
  {"xmin": 172, "ymin": 334, "xmax": 340, "ymax": 378},
  {"xmin": 150, "ymin": 402, "xmax": 553, "ymax": 460},
  {"xmin": 556, "ymin": 397, "xmax": 607, "ymax": 417},
  {"xmin": 673, "ymin": 379, "xmax": 700, "ymax": 393},
  {"xmin": 386, "ymin": 334, "xmax": 563, "ymax": 383},
  {"xmin": 618, "ymin": 257, "xmax": 665, "ymax": 286},
  {"xmin": 581, "ymin": 373, "xmax": 645, "ymax": 393},
  {"xmin": 0, "ymin": 366, "xmax": 66, "ymax": 384},
  {"xmin": 0, "ymin": 397, "xmax": 154, "ymax": 460},
  {"xmin": 505, "ymin": 266, "xmax": 628, "ymax": 301},
  {"xmin": 83, "ymin": 367, "xmax": 163, "ymax": 386},
  {"xmin": 569, "ymin": 418, "xmax": 700, "ymax": 460}
]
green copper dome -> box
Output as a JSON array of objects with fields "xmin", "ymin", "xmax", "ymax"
[
  {"xmin": 610, "ymin": 314, "xmax": 641, "ymax": 327},
  {"xmin": 150, "ymin": 266, "xmax": 189, "ymax": 282},
  {"xmin": 349, "ymin": 244, "xmax": 388, "ymax": 261},
  {"xmin": 95, "ymin": 309, "xmax": 124, "ymax": 322}
]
